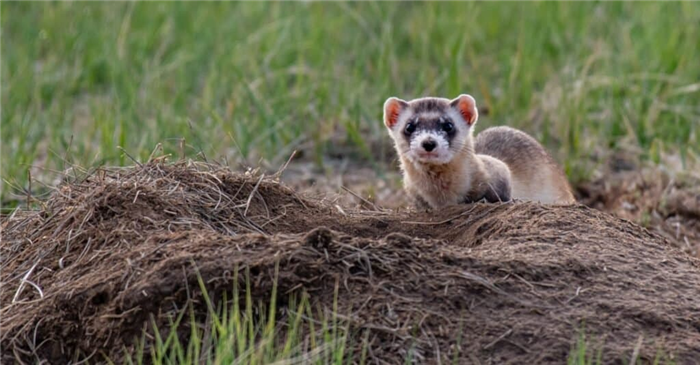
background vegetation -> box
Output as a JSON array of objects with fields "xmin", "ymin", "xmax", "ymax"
[
  {"xmin": 3, "ymin": 3, "xmax": 695, "ymax": 362},
  {"xmin": 3, "ymin": 2, "xmax": 699, "ymax": 204}
]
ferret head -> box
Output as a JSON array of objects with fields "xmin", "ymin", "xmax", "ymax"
[{"xmin": 383, "ymin": 94, "xmax": 479, "ymax": 166}]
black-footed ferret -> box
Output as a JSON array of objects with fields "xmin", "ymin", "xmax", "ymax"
[{"xmin": 383, "ymin": 94, "xmax": 575, "ymax": 209}]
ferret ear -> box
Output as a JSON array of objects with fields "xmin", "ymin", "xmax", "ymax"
[
  {"xmin": 383, "ymin": 97, "xmax": 408, "ymax": 129},
  {"xmin": 450, "ymin": 94, "xmax": 479, "ymax": 126}
]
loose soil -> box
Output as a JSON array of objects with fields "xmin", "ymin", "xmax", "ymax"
[
  {"xmin": 281, "ymin": 156, "xmax": 700, "ymax": 257},
  {"xmin": 2, "ymin": 162, "xmax": 700, "ymax": 364},
  {"xmin": 577, "ymin": 167, "xmax": 700, "ymax": 258}
]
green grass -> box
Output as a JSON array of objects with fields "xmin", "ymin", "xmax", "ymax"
[
  {"xmin": 2, "ymin": 2, "xmax": 700, "ymax": 203},
  {"xmin": 121, "ymin": 265, "xmax": 355, "ymax": 365},
  {"xmin": 568, "ymin": 331, "xmax": 676, "ymax": 365},
  {"xmin": 120, "ymin": 264, "xmax": 675, "ymax": 365},
  {"xmin": 568, "ymin": 332, "xmax": 602, "ymax": 365}
]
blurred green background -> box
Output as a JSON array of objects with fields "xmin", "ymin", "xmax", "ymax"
[{"xmin": 2, "ymin": 2, "xmax": 699, "ymax": 205}]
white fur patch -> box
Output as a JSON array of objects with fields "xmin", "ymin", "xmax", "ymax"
[
  {"xmin": 407, "ymin": 131, "xmax": 454, "ymax": 165},
  {"xmin": 393, "ymin": 109, "xmax": 414, "ymax": 132},
  {"xmin": 415, "ymin": 111, "xmax": 442, "ymax": 120},
  {"xmin": 446, "ymin": 109, "xmax": 473, "ymax": 134}
]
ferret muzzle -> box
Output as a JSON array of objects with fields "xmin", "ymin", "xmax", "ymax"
[{"xmin": 407, "ymin": 131, "xmax": 454, "ymax": 165}]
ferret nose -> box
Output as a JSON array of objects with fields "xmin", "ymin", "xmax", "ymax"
[{"xmin": 422, "ymin": 139, "xmax": 437, "ymax": 152}]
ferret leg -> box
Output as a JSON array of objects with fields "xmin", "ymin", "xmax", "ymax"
[{"xmin": 413, "ymin": 194, "xmax": 432, "ymax": 211}]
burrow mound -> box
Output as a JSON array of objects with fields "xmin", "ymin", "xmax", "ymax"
[{"xmin": 2, "ymin": 162, "xmax": 700, "ymax": 364}]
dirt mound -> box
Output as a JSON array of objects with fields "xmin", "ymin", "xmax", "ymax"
[
  {"xmin": 2, "ymin": 162, "xmax": 700, "ymax": 364},
  {"xmin": 578, "ymin": 167, "xmax": 700, "ymax": 258}
]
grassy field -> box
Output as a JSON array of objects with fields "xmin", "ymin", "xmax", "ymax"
[{"xmin": 2, "ymin": 1, "xmax": 699, "ymax": 204}]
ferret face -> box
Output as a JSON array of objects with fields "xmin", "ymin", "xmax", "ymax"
[{"xmin": 383, "ymin": 95, "xmax": 479, "ymax": 166}]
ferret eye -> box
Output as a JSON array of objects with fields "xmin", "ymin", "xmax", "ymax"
[
  {"xmin": 442, "ymin": 121, "xmax": 454, "ymax": 133},
  {"xmin": 404, "ymin": 122, "xmax": 416, "ymax": 135}
]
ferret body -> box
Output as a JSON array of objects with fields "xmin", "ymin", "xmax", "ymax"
[{"xmin": 383, "ymin": 95, "xmax": 575, "ymax": 209}]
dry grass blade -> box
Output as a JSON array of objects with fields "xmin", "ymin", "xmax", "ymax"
[
  {"xmin": 11, "ymin": 257, "xmax": 41, "ymax": 304},
  {"xmin": 1, "ymin": 160, "xmax": 700, "ymax": 364},
  {"xmin": 341, "ymin": 186, "xmax": 379, "ymax": 211},
  {"xmin": 244, "ymin": 174, "xmax": 265, "ymax": 217}
]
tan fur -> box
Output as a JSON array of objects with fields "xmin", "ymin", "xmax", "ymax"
[
  {"xmin": 474, "ymin": 154, "xmax": 512, "ymax": 202},
  {"xmin": 474, "ymin": 126, "xmax": 575, "ymax": 204},
  {"xmin": 400, "ymin": 147, "xmax": 479, "ymax": 208},
  {"xmin": 385, "ymin": 95, "xmax": 575, "ymax": 209},
  {"xmin": 399, "ymin": 142, "xmax": 514, "ymax": 208}
]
